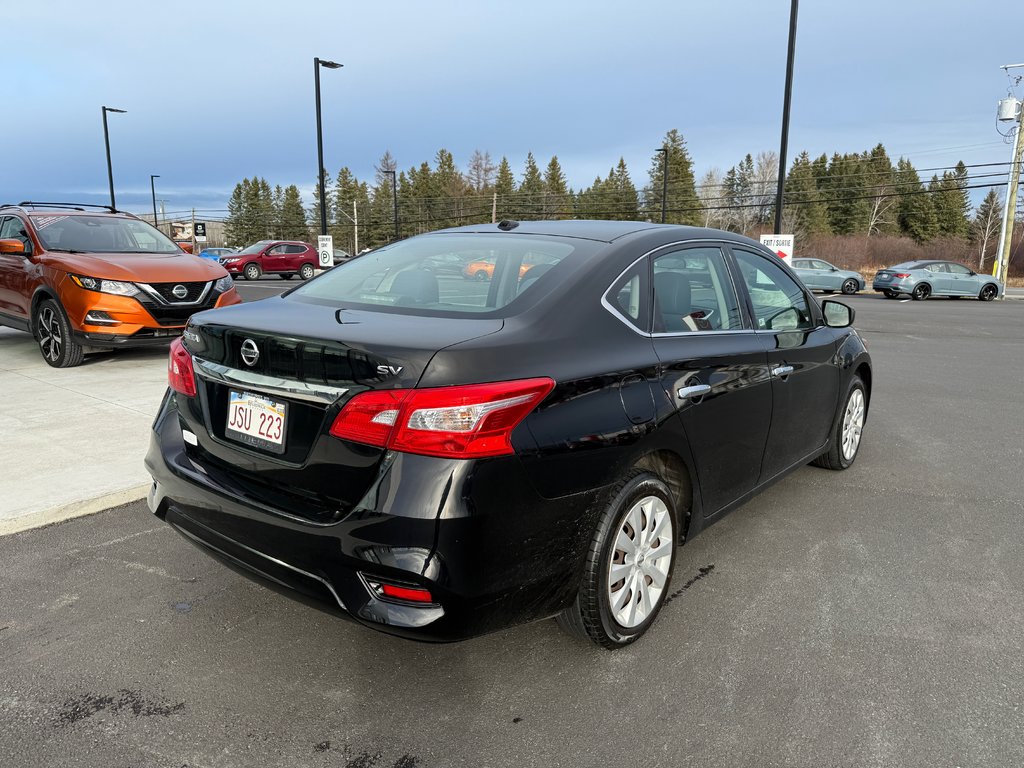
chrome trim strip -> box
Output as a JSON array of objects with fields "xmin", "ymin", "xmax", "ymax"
[
  {"xmin": 173, "ymin": 521, "xmax": 347, "ymax": 612},
  {"xmin": 193, "ymin": 356, "xmax": 349, "ymax": 405},
  {"xmin": 136, "ymin": 280, "xmax": 213, "ymax": 307},
  {"xmin": 601, "ymin": 239, "xmax": 756, "ymax": 339}
]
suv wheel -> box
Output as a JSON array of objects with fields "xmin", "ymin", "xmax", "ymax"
[
  {"xmin": 244, "ymin": 263, "xmax": 261, "ymax": 281},
  {"xmin": 299, "ymin": 263, "xmax": 315, "ymax": 280},
  {"xmin": 35, "ymin": 299, "xmax": 85, "ymax": 368}
]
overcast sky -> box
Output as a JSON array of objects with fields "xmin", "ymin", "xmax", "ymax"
[{"xmin": 4, "ymin": 0, "xmax": 1021, "ymax": 219}]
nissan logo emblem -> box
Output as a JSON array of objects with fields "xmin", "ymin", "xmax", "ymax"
[
  {"xmin": 171, "ymin": 284, "xmax": 188, "ymax": 299},
  {"xmin": 240, "ymin": 339, "xmax": 260, "ymax": 367}
]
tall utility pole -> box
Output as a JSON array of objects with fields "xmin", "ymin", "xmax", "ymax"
[
  {"xmin": 313, "ymin": 57, "xmax": 343, "ymax": 237},
  {"xmin": 101, "ymin": 106, "xmax": 127, "ymax": 210},
  {"xmin": 655, "ymin": 147, "xmax": 668, "ymax": 223},
  {"xmin": 995, "ymin": 66, "xmax": 1024, "ymax": 291},
  {"xmin": 353, "ymin": 200, "xmax": 359, "ymax": 255},
  {"xmin": 773, "ymin": 0, "xmax": 799, "ymax": 234},
  {"xmin": 492, "ymin": 192, "xmax": 498, "ymax": 224}
]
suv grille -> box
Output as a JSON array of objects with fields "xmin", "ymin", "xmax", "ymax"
[
  {"xmin": 146, "ymin": 281, "xmax": 210, "ymax": 303},
  {"xmin": 137, "ymin": 293, "xmax": 218, "ymax": 327}
]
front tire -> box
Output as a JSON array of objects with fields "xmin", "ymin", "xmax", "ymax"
[
  {"xmin": 911, "ymin": 283, "xmax": 931, "ymax": 301},
  {"xmin": 557, "ymin": 471, "xmax": 677, "ymax": 649},
  {"xmin": 299, "ymin": 263, "xmax": 315, "ymax": 280},
  {"xmin": 979, "ymin": 284, "xmax": 998, "ymax": 302},
  {"xmin": 243, "ymin": 263, "xmax": 261, "ymax": 281},
  {"xmin": 841, "ymin": 279, "xmax": 859, "ymax": 295},
  {"xmin": 34, "ymin": 299, "xmax": 85, "ymax": 368},
  {"xmin": 812, "ymin": 375, "xmax": 867, "ymax": 470}
]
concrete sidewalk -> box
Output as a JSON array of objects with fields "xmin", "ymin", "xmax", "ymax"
[{"xmin": 0, "ymin": 327, "xmax": 168, "ymax": 534}]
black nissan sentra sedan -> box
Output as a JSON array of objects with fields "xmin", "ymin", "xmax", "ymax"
[{"xmin": 146, "ymin": 220, "xmax": 871, "ymax": 648}]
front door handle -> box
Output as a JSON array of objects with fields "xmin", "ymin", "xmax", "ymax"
[
  {"xmin": 677, "ymin": 384, "xmax": 712, "ymax": 400},
  {"xmin": 772, "ymin": 364, "xmax": 794, "ymax": 378}
]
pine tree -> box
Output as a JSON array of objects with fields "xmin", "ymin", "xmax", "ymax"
[
  {"xmin": 895, "ymin": 159, "xmax": 938, "ymax": 242},
  {"xmin": 863, "ymin": 143, "xmax": 897, "ymax": 236},
  {"xmin": 278, "ymin": 185, "xmax": 308, "ymax": 240},
  {"xmin": 494, "ymin": 157, "xmax": 516, "ymax": 220},
  {"xmin": 607, "ymin": 158, "xmax": 640, "ymax": 220},
  {"xmin": 224, "ymin": 179, "xmax": 248, "ymax": 246},
  {"xmin": 330, "ymin": 167, "xmax": 361, "ymax": 251},
  {"xmin": 783, "ymin": 152, "xmax": 831, "ymax": 236},
  {"xmin": 516, "ymin": 153, "xmax": 544, "ymax": 220},
  {"xmin": 576, "ymin": 176, "xmax": 608, "ymax": 219},
  {"xmin": 645, "ymin": 129, "xmax": 700, "ymax": 225},
  {"xmin": 543, "ymin": 156, "xmax": 570, "ymax": 219}
]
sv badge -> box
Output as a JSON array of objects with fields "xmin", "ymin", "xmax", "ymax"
[{"xmin": 376, "ymin": 364, "xmax": 404, "ymax": 377}]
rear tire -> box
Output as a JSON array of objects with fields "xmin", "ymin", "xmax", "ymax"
[
  {"xmin": 34, "ymin": 299, "xmax": 85, "ymax": 368},
  {"xmin": 911, "ymin": 283, "xmax": 931, "ymax": 301},
  {"xmin": 979, "ymin": 284, "xmax": 998, "ymax": 302},
  {"xmin": 474, "ymin": 270, "xmax": 488, "ymax": 281},
  {"xmin": 841, "ymin": 279, "xmax": 858, "ymax": 295},
  {"xmin": 299, "ymin": 263, "xmax": 315, "ymax": 280},
  {"xmin": 557, "ymin": 470, "xmax": 677, "ymax": 649},
  {"xmin": 812, "ymin": 375, "xmax": 867, "ymax": 471},
  {"xmin": 243, "ymin": 263, "xmax": 261, "ymax": 281}
]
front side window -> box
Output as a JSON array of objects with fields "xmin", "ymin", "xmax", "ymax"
[
  {"xmin": 652, "ymin": 246, "xmax": 743, "ymax": 333},
  {"xmin": 291, "ymin": 234, "xmax": 580, "ymax": 317},
  {"xmin": 0, "ymin": 216, "xmax": 31, "ymax": 251},
  {"xmin": 30, "ymin": 215, "xmax": 179, "ymax": 254},
  {"xmin": 733, "ymin": 249, "xmax": 813, "ymax": 331}
]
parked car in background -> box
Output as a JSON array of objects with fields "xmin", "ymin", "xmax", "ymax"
[
  {"xmin": 0, "ymin": 202, "xmax": 240, "ymax": 367},
  {"xmin": 198, "ymin": 247, "xmax": 236, "ymax": 262},
  {"xmin": 792, "ymin": 257, "xmax": 865, "ymax": 295},
  {"xmin": 147, "ymin": 220, "xmax": 871, "ymax": 648},
  {"xmin": 332, "ymin": 249, "xmax": 353, "ymax": 266},
  {"xmin": 873, "ymin": 260, "xmax": 1002, "ymax": 301},
  {"xmin": 422, "ymin": 253, "xmax": 467, "ymax": 276},
  {"xmin": 221, "ymin": 240, "xmax": 318, "ymax": 280}
]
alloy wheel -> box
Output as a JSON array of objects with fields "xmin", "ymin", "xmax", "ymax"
[
  {"xmin": 37, "ymin": 306, "xmax": 62, "ymax": 363},
  {"xmin": 607, "ymin": 494, "xmax": 674, "ymax": 628},
  {"xmin": 841, "ymin": 388, "xmax": 865, "ymax": 461},
  {"xmin": 980, "ymin": 285, "xmax": 997, "ymax": 302}
]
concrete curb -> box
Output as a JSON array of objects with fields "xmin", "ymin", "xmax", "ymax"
[{"xmin": 0, "ymin": 483, "xmax": 150, "ymax": 537}]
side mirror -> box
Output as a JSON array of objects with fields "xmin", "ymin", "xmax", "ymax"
[
  {"xmin": 831, "ymin": 266, "xmax": 838, "ymax": 271},
  {"xmin": 0, "ymin": 238, "xmax": 26, "ymax": 255},
  {"xmin": 822, "ymin": 299, "xmax": 854, "ymax": 328}
]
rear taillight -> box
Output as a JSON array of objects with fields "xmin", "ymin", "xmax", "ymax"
[
  {"xmin": 894, "ymin": 273, "xmax": 911, "ymax": 279},
  {"xmin": 330, "ymin": 378, "xmax": 554, "ymax": 459},
  {"xmin": 168, "ymin": 337, "xmax": 197, "ymax": 397}
]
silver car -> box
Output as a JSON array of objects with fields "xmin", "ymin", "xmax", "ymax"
[
  {"xmin": 873, "ymin": 260, "xmax": 1003, "ymax": 301},
  {"xmin": 792, "ymin": 257, "xmax": 865, "ymax": 295}
]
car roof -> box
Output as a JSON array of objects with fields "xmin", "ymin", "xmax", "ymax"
[{"xmin": 433, "ymin": 219, "xmax": 768, "ymax": 246}]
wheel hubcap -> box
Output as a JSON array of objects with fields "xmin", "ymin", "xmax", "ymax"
[
  {"xmin": 38, "ymin": 307, "xmax": 62, "ymax": 362},
  {"xmin": 841, "ymin": 389, "xmax": 865, "ymax": 461},
  {"xmin": 607, "ymin": 495, "xmax": 673, "ymax": 628}
]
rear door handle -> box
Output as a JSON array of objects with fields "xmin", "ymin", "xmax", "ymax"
[
  {"xmin": 771, "ymin": 365, "xmax": 794, "ymax": 378},
  {"xmin": 677, "ymin": 384, "xmax": 711, "ymax": 400}
]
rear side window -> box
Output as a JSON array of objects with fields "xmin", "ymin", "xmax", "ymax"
[
  {"xmin": 604, "ymin": 259, "xmax": 650, "ymax": 333},
  {"xmin": 652, "ymin": 246, "xmax": 743, "ymax": 333},
  {"xmin": 286, "ymin": 244, "xmax": 308, "ymax": 254},
  {"xmin": 733, "ymin": 249, "xmax": 813, "ymax": 331},
  {"xmin": 291, "ymin": 234, "xmax": 581, "ymax": 317}
]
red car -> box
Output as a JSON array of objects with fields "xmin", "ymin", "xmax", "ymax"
[{"xmin": 221, "ymin": 240, "xmax": 318, "ymax": 280}]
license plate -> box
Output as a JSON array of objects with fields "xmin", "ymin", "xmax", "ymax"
[
  {"xmin": 225, "ymin": 390, "xmax": 287, "ymax": 454},
  {"xmin": 876, "ymin": 274, "xmax": 891, "ymax": 281}
]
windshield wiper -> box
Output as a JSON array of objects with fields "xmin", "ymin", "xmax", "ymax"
[{"xmin": 46, "ymin": 248, "xmax": 87, "ymax": 254}]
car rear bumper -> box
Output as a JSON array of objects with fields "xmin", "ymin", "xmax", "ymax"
[{"xmin": 144, "ymin": 392, "xmax": 598, "ymax": 642}]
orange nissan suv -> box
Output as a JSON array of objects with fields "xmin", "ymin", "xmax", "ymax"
[{"xmin": 0, "ymin": 202, "xmax": 241, "ymax": 367}]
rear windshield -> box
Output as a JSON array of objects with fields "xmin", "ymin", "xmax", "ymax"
[
  {"xmin": 290, "ymin": 234, "xmax": 581, "ymax": 317},
  {"xmin": 31, "ymin": 214, "xmax": 180, "ymax": 254}
]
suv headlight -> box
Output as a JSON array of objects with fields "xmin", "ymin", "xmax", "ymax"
[
  {"xmin": 70, "ymin": 275, "xmax": 141, "ymax": 297},
  {"xmin": 214, "ymin": 275, "xmax": 234, "ymax": 292}
]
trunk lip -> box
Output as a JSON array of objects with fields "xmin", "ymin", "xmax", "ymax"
[{"xmin": 193, "ymin": 355, "xmax": 350, "ymax": 406}]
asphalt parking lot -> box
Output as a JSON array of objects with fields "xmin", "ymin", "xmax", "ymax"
[{"xmin": 2, "ymin": 293, "xmax": 1023, "ymax": 767}]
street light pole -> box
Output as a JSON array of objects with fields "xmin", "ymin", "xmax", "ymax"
[
  {"xmin": 773, "ymin": 0, "xmax": 799, "ymax": 234},
  {"xmin": 314, "ymin": 57, "xmax": 343, "ymax": 237},
  {"xmin": 150, "ymin": 175, "xmax": 160, "ymax": 231},
  {"xmin": 655, "ymin": 147, "xmax": 668, "ymax": 223},
  {"xmin": 101, "ymin": 106, "xmax": 127, "ymax": 210},
  {"xmin": 384, "ymin": 169, "xmax": 399, "ymax": 240}
]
